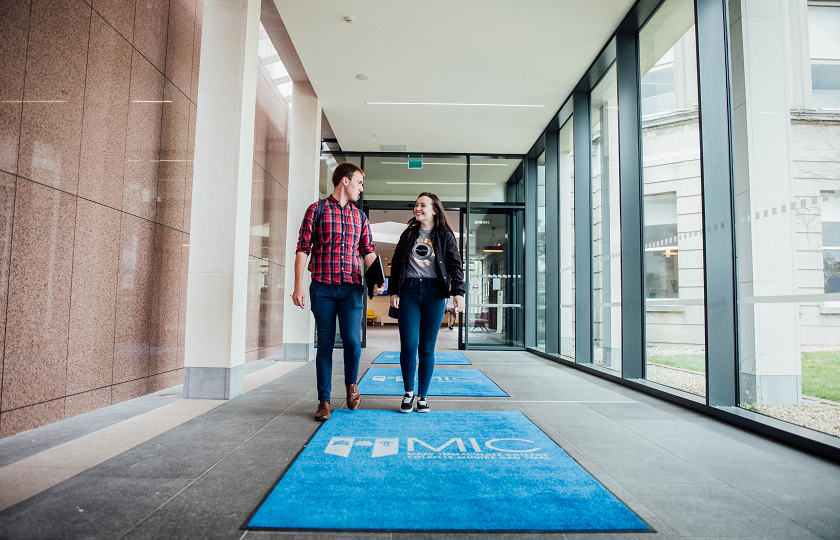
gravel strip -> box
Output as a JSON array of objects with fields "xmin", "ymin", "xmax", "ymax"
[
  {"xmin": 647, "ymin": 363, "xmax": 840, "ymax": 438},
  {"xmin": 647, "ymin": 363, "xmax": 706, "ymax": 397},
  {"xmin": 759, "ymin": 403, "xmax": 840, "ymax": 438}
]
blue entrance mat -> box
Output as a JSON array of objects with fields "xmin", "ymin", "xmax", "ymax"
[
  {"xmin": 373, "ymin": 351, "xmax": 471, "ymax": 365},
  {"xmin": 358, "ymin": 367, "xmax": 507, "ymax": 397},
  {"xmin": 246, "ymin": 410, "xmax": 650, "ymax": 532}
]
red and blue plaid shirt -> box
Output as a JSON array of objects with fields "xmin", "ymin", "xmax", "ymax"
[{"xmin": 296, "ymin": 196, "xmax": 376, "ymax": 285}]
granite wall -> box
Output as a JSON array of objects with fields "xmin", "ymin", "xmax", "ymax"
[{"xmin": 0, "ymin": 0, "xmax": 202, "ymax": 437}]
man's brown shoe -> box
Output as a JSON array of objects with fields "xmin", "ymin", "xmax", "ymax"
[
  {"xmin": 346, "ymin": 383, "xmax": 361, "ymax": 410},
  {"xmin": 314, "ymin": 401, "xmax": 331, "ymax": 421}
]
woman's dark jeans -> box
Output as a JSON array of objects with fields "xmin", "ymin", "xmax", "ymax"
[
  {"xmin": 310, "ymin": 280, "xmax": 364, "ymax": 402},
  {"xmin": 397, "ymin": 278, "xmax": 446, "ymax": 396}
]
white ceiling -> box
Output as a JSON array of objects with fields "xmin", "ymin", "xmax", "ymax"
[{"xmin": 272, "ymin": 0, "xmax": 636, "ymax": 154}]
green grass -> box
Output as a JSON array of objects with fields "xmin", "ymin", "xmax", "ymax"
[
  {"xmin": 647, "ymin": 354, "xmax": 705, "ymax": 373},
  {"xmin": 648, "ymin": 351, "xmax": 840, "ymax": 402},
  {"xmin": 802, "ymin": 351, "xmax": 840, "ymax": 402}
]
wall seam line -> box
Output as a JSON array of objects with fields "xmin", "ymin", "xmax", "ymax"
[{"xmin": 0, "ymin": 176, "xmax": 191, "ymax": 234}]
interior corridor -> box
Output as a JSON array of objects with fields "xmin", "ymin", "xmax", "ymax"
[{"xmin": 0, "ymin": 339, "xmax": 838, "ymax": 539}]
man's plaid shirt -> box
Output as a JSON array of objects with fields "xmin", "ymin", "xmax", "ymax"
[{"xmin": 296, "ymin": 195, "xmax": 376, "ymax": 285}]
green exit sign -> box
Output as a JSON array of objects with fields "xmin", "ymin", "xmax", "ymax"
[{"xmin": 408, "ymin": 160, "xmax": 423, "ymax": 169}]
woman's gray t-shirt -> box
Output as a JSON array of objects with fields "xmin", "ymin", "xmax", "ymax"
[{"xmin": 405, "ymin": 229, "xmax": 437, "ymax": 278}]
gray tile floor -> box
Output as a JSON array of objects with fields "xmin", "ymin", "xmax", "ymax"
[{"xmin": 1, "ymin": 330, "xmax": 839, "ymax": 540}]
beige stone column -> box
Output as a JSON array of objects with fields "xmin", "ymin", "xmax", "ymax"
[
  {"xmin": 183, "ymin": 0, "xmax": 261, "ymax": 399},
  {"xmin": 729, "ymin": 0, "xmax": 800, "ymax": 405},
  {"xmin": 281, "ymin": 81, "xmax": 321, "ymax": 361}
]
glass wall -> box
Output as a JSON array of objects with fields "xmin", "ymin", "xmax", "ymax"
[
  {"xmin": 558, "ymin": 119, "xmax": 576, "ymax": 357},
  {"xmin": 468, "ymin": 158, "xmax": 525, "ymax": 347},
  {"xmin": 536, "ymin": 151, "xmax": 547, "ymax": 349},
  {"xmin": 728, "ymin": 0, "xmax": 840, "ymax": 437},
  {"xmin": 590, "ymin": 66, "xmax": 622, "ymax": 373},
  {"xmin": 361, "ymin": 155, "xmax": 467, "ymax": 203},
  {"xmin": 638, "ymin": 0, "xmax": 706, "ymax": 396}
]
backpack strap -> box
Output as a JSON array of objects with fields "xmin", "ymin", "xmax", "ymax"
[
  {"xmin": 312, "ymin": 198, "xmax": 326, "ymax": 242},
  {"xmin": 306, "ymin": 199, "xmax": 326, "ymax": 273}
]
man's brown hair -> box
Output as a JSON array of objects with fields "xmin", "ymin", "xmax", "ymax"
[{"xmin": 331, "ymin": 162, "xmax": 364, "ymax": 187}]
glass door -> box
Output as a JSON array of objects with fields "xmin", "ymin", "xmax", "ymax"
[{"xmin": 465, "ymin": 207, "xmax": 525, "ymax": 348}]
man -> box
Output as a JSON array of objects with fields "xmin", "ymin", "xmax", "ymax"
[{"xmin": 292, "ymin": 162, "xmax": 384, "ymax": 421}]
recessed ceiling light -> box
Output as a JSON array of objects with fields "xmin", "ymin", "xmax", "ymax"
[
  {"xmin": 367, "ymin": 102, "xmax": 544, "ymax": 108},
  {"xmin": 356, "ymin": 74, "xmax": 368, "ymax": 80}
]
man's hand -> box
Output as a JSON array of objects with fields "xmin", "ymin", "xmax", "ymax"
[
  {"xmin": 292, "ymin": 252, "xmax": 308, "ymax": 309},
  {"xmin": 390, "ymin": 295, "xmax": 400, "ymax": 309},
  {"xmin": 453, "ymin": 295, "xmax": 465, "ymax": 313},
  {"xmin": 373, "ymin": 284, "xmax": 385, "ymax": 295},
  {"xmin": 291, "ymin": 285, "xmax": 306, "ymax": 308}
]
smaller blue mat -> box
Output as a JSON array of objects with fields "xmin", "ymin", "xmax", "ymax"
[
  {"xmin": 373, "ymin": 351, "xmax": 470, "ymax": 365},
  {"xmin": 358, "ymin": 367, "xmax": 507, "ymax": 397}
]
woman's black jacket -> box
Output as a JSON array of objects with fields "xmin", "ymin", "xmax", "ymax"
[{"xmin": 389, "ymin": 225, "xmax": 465, "ymax": 298}]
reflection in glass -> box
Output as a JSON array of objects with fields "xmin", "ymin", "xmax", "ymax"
[
  {"xmin": 639, "ymin": 0, "xmax": 706, "ymax": 396},
  {"xmin": 559, "ymin": 120, "xmax": 575, "ymax": 357},
  {"xmin": 536, "ymin": 152, "xmax": 547, "ymax": 349},
  {"xmin": 590, "ymin": 66, "xmax": 622, "ymax": 372}
]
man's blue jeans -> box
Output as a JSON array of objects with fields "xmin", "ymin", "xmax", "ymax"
[
  {"xmin": 398, "ymin": 278, "xmax": 446, "ymax": 396},
  {"xmin": 310, "ymin": 280, "xmax": 364, "ymax": 402}
]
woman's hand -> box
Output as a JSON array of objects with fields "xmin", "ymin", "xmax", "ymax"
[
  {"xmin": 453, "ymin": 295, "xmax": 465, "ymax": 313},
  {"xmin": 390, "ymin": 295, "xmax": 400, "ymax": 309}
]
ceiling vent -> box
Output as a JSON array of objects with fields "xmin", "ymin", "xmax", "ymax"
[{"xmin": 379, "ymin": 144, "xmax": 406, "ymax": 152}]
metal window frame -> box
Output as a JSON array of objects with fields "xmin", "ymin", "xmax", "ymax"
[
  {"xmin": 543, "ymin": 131, "xmax": 560, "ymax": 354},
  {"xmin": 616, "ymin": 31, "xmax": 645, "ymax": 380}
]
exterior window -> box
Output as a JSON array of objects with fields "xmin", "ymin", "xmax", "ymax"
[
  {"xmin": 809, "ymin": 4, "xmax": 840, "ymax": 111},
  {"xmin": 824, "ymin": 192, "xmax": 840, "ymax": 294},
  {"xmin": 644, "ymin": 193, "xmax": 679, "ymax": 300}
]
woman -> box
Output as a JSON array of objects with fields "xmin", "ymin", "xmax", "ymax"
[{"xmin": 389, "ymin": 193, "xmax": 465, "ymax": 413}]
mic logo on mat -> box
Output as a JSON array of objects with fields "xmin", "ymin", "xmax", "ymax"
[{"xmin": 323, "ymin": 437, "xmax": 541, "ymax": 458}]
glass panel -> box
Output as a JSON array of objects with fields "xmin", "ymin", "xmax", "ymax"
[
  {"xmin": 809, "ymin": 5, "xmax": 840, "ymax": 111},
  {"xmin": 466, "ymin": 209, "xmax": 524, "ymax": 347},
  {"xmin": 536, "ymin": 151, "xmax": 547, "ymax": 349},
  {"xmin": 469, "ymin": 157, "xmax": 525, "ymax": 203},
  {"xmin": 559, "ymin": 119, "xmax": 576, "ymax": 357},
  {"xmin": 361, "ymin": 156, "xmax": 467, "ymax": 203},
  {"xmin": 729, "ymin": 1, "xmax": 840, "ymax": 438},
  {"xmin": 639, "ymin": 0, "xmax": 706, "ymax": 396},
  {"xmin": 590, "ymin": 65, "xmax": 622, "ymax": 372}
]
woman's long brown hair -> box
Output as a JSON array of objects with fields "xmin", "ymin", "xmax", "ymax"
[{"xmin": 407, "ymin": 192, "xmax": 454, "ymax": 234}]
